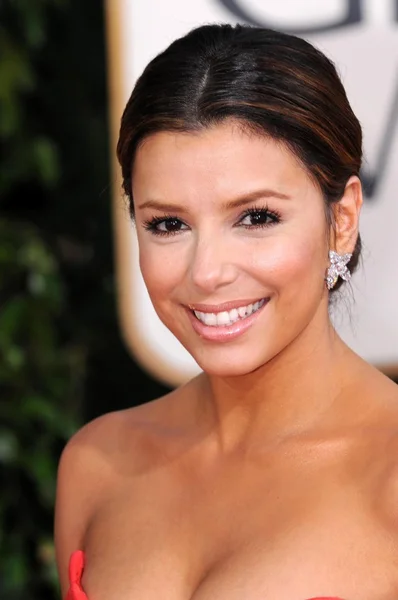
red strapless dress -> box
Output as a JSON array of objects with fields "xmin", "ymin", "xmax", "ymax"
[
  {"xmin": 65, "ymin": 550, "xmax": 345, "ymax": 600},
  {"xmin": 66, "ymin": 551, "xmax": 88, "ymax": 600}
]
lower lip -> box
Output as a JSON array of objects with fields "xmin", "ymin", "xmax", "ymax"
[{"xmin": 187, "ymin": 299, "xmax": 270, "ymax": 343}]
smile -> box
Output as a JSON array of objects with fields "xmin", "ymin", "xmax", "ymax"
[
  {"xmin": 193, "ymin": 299, "xmax": 266, "ymax": 327},
  {"xmin": 186, "ymin": 297, "xmax": 270, "ymax": 343}
]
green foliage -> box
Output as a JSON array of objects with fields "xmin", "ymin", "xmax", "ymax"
[
  {"xmin": 0, "ymin": 221, "xmax": 82, "ymax": 600},
  {"xmin": 0, "ymin": 1, "xmax": 66, "ymax": 194},
  {"xmin": 0, "ymin": 0, "xmax": 135, "ymax": 596},
  {"xmin": 0, "ymin": 1, "xmax": 91, "ymax": 598}
]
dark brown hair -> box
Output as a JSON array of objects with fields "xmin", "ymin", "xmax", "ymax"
[{"xmin": 117, "ymin": 24, "xmax": 362, "ymax": 292}]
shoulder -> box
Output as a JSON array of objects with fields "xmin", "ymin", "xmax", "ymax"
[
  {"xmin": 56, "ymin": 408, "xmax": 131, "ymax": 487},
  {"xmin": 54, "ymin": 379, "xmax": 203, "ymax": 590},
  {"xmin": 55, "ymin": 384, "xmax": 192, "ymax": 495},
  {"xmin": 54, "ymin": 398, "xmax": 169, "ymax": 520},
  {"xmin": 365, "ymin": 375, "xmax": 398, "ymax": 532},
  {"xmin": 54, "ymin": 396, "xmax": 174, "ymax": 591},
  {"xmin": 54, "ymin": 409, "xmax": 127, "ymax": 591},
  {"xmin": 377, "ymin": 427, "xmax": 398, "ymax": 538}
]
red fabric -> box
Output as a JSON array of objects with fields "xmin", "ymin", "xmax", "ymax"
[
  {"xmin": 65, "ymin": 551, "xmax": 88, "ymax": 600},
  {"xmin": 65, "ymin": 550, "xmax": 344, "ymax": 600}
]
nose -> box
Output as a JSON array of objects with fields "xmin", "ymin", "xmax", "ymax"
[{"xmin": 189, "ymin": 232, "xmax": 238, "ymax": 294}]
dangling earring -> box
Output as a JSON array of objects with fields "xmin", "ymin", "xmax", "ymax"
[{"xmin": 326, "ymin": 250, "xmax": 352, "ymax": 290}]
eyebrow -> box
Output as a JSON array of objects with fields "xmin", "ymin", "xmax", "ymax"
[{"xmin": 137, "ymin": 189, "xmax": 291, "ymax": 212}]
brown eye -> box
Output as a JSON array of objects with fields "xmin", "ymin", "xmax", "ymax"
[
  {"xmin": 143, "ymin": 216, "xmax": 189, "ymax": 236},
  {"xmin": 158, "ymin": 218, "xmax": 185, "ymax": 232},
  {"xmin": 239, "ymin": 208, "xmax": 281, "ymax": 228}
]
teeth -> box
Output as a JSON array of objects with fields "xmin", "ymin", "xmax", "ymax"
[
  {"xmin": 229, "ymin": 308, "xmax": 239, "ymax": 322},
  {"xmin": 237, "ymin": 306, "xmax": 246, "ymax": 318},
  {"xmin": 193, "ymin": 299, "xmax": 266, "ymax": 327},
  {"xmin": 193, "ymin": 311, "xmax": 217, "ymax": 326},
  {"xmin": 216, "ymin": 311, "xmax": 230, "ymax": 326}
]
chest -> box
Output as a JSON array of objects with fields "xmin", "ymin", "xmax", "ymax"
[{"xmin": 81, "ymin": 467, "xmax": 398, "ymax": 600}]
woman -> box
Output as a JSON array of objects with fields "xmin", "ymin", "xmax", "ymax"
[{"xmin": 55, "ymin": 24, "xmax": 398, "ymax": 600}]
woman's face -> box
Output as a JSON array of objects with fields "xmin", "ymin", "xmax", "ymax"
[{"xmin": 132, "ymin": 122, "xmax": 330, "ymax": 376}]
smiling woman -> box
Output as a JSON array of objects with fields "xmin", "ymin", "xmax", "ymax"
[{"xmin": 55, "ymin": 24, "xmax": 398, "ymax": 600}]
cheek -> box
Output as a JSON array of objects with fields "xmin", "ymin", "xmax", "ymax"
[
  {"xmin": 138, "ymin": 240, "xmax": 186, "ymax": 300},
  {"xmin": 250, "ymin": 233, "xmax": 326, "ymax": 292}
]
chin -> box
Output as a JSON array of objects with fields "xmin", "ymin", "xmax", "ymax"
[
  {"xmin": 161, "ymin": 309, "xmax": 284, "ymax": 378},
  {"xmin": 192, "ymin": 347, "xmax": 272, "ymax": 378}
]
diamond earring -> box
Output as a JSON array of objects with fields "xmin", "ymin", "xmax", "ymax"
[{"xmin": 326, "ymin": 250, "xmax": 352, "ymax": 290}]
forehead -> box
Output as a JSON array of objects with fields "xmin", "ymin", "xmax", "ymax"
[{"xmin": 132, "ymin": 121, "xmax": 315, "ymax": 201}]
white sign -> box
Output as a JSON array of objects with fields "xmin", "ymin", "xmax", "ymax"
[{"xmin": 105, "ymin": 0, "xmax": 398, "ymax": 386}]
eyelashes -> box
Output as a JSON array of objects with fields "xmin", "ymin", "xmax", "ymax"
[
  {"xmin": 142, "ymin": 205, "xmax": 282, "ymax": 237},
  {"xmin": 240, "ymin": 206, "xmax": 281, "ymax": 228},
  {"xmin": 143, "ymin": 214, "xmax": 188, "ymax": 236}
]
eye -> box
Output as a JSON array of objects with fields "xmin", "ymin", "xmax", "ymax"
[
  {"xmin": 238, "ymin": 206, "xmax": 281, "ymax": 229},
  {"xmin": 143, "ymin": 216, "xmax": 189, "ymax": 236}
]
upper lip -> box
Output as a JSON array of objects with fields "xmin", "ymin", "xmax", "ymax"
[{"xmin": 187, "ymin": 297, "xmax": 267, "ymax": 313}]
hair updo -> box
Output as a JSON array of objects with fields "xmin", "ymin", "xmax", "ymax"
[{"xmin": 117, "ymin": 23, "xmax": 362, "ymax": 292}]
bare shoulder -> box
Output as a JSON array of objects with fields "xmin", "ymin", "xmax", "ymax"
[
  {"xmin": 54, "ymin": 387, "xmax": 190, "ymax": 593},
  {"xmin": 376, "ymin": 423, "xmax": 398, "ymax": 542},
  {"xmin": 55, "ymin": 381, "xmax": 197, "ymax": 521},
  {"xmin": 362, "ymin": 367, "xmax": 398, "ymax": 530},
  {"xmin": 54, "ymin": 409, "xmax": 129, "ymax": 592}
]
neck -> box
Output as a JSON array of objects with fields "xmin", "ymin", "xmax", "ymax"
[{"xmin": 200, "ymin": 312, "xmax": 361, "ymax": 453}]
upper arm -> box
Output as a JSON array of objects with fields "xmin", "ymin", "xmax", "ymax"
[
  {"xmin": 54, "ymin": 434, "xmax": 93, "ymax": 595},
  {"xmin": 54, "ymin": 414, "xmax": 119, "ymax": 596}
]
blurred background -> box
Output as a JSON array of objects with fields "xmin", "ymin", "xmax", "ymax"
[
  {"xmin": 0, "ymin": 2, "xmax": 168, "ymax": 598},
  {"xmin": 0, "ymin": 1, "xmax": 397, "ymax": 599}
]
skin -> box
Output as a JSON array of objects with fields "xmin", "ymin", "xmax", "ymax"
[{"xmin": 55, "ymin": 122, "xmax": 398, "ymax": 600}]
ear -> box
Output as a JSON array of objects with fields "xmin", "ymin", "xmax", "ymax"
[{"xmin": 330, "ymin": 175, "xmax": 363, "ymax": 253}]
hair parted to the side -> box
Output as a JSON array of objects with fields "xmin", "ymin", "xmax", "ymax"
[{"xmin": 117, "ymin": 23, "xmax": 363, "ymax": 293}]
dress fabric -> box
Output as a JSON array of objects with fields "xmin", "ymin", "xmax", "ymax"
[
  {"xmin": 65, "ymin": 550, "xmax": 344, "ymax": 600},
  {"xmin": 66, "ymin": 551, "xmax": 88, "ymax": 600}
]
